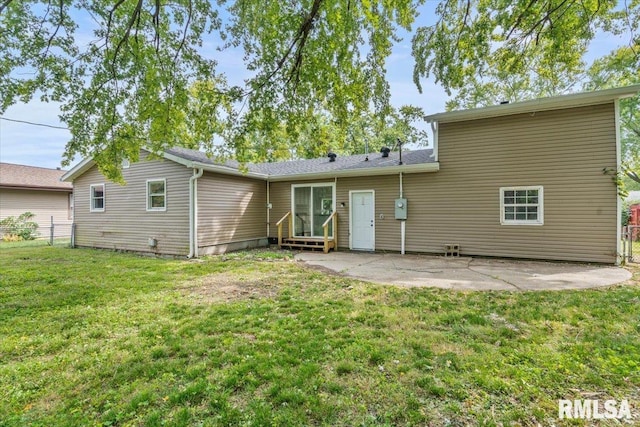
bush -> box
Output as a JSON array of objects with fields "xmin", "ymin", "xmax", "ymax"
[{"xmin": 0, "ymin": 212, "xmax": 39, "ymax": 241}]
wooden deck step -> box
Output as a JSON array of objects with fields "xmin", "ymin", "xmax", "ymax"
[{"xmin": 280, "ymin": 237, "xmax": 335, "ymax": 253}]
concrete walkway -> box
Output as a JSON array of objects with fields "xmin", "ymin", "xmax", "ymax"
[{"xmin": 295, "ymin": 252, "xmax": 632, "ymax": 291}]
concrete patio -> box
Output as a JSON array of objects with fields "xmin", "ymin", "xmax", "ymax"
[{"xmin": 295, "ymin": 252, "xmax": 632, "ymax": 291}]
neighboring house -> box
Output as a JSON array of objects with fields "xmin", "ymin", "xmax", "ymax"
[
  {"xmin": 630, "ymin": 204, "xmax": 640, "ymax": 223},
  {"xmin": 62, "ymin": 85, "xmax": 640, "ymax": 263},
  {"xmin": 0, "ymin": 163, "xmax": 73, "ymax": 238},
  {"xmin": 625, "ymin": 191, "xmax": 640, "ymax": 239}
]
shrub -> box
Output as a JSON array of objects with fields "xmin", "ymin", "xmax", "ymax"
[{"xmin": 0, "ymin": 212, "xmax": 39, "ymax": 241}]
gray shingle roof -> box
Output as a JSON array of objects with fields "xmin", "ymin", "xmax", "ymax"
[
  {"xmin": 165, "ymin": 147, "xmax": 435, "ymax": 178},
  {"xmin": 0, "ymin": 163, "xmax": 72, "ymax": 190}
]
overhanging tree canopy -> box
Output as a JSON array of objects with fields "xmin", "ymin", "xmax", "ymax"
[{"xmin": 0, "ymin": 0, "xmax": 638, "ymax": 180}]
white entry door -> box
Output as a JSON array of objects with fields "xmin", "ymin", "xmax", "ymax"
[{"xmin": 350, "ymin": 190, "xmax": 375, "ymax": 251}]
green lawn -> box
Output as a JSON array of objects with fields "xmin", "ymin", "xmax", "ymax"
[{"xmin": 1, "ymin": 245, "xmax": 638, "ymax": 426}]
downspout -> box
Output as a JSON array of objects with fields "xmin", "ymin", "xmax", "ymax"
[
  {"xmin": 615, "ymin": 99, "xmax": 622, "ymax": 265},
  {"xmin": 400, "ymin": 172, "xmax": 405, "ymax": 255},
  {"xmin": 266, "ymin": 181, "xmax": 270, "ymax": 237},
  {"xmin": 188, "ymin": 167, "xmax": 204, "ymax": 258},
  {"xmin": 430, "ymin": 121, "xmax": 439, "ymax": 162}
]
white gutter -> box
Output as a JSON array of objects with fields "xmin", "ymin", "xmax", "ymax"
[
  {"xmin": 424, "ymin": 84, "xmax": 640, "ymax": 124},
  {"xmin": 188, "ymin": 167, "xmax": 204, "ymax": 258},
  {"xmin": 267, "ymin": 162, "xmax": 439, "ymax": 182},
  {"xmin": 400, "ymin": 172, "xmax": 405, "ymax": 255}
]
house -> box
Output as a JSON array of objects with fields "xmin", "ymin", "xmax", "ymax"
[
  {"xmin": 62, "ymin": 85, "xmax": 640, "ymax": 263},
  {"xmin": 624, "ymin": 191, "xmax": 640, "ymax": 239},
  {"xmin": 0, "ymin": 163, "xmax": 73, "ymax": 238}
]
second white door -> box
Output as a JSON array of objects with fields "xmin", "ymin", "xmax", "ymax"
[{"xmin": 350, "ymin": 190, "xmax": 375, "ymax": 251}]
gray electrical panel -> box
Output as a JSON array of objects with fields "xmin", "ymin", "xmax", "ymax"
[{"xmin": 395, "ymin": 198, "xmax": 407, "ymax": 220}]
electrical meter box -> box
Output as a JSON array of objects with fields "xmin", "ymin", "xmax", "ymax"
[{"xmin": 395, "ymin": 198, "xmax": 407, "ymax": 220}]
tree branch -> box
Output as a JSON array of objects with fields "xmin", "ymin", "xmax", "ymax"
[
  {"xmin": 245, "ymin": 0, "xmax": 324, "ymax": 96},
  {"xmin": 452, "ymin": 0, "xmax": 471, "ymax": 57},
  {"xmin": 286, "ymin": 0, "xmax": 324, "ymax": 89},
  {"xmin": 44, "ymin": 0, "xmax": 65, "ymax": 56},
  {"xmin": 112, "ymin": 0, "xmax": 143, "ymax": 72},
  {"xmin": 512, "ymin": 0, "xmax": 573, "ymax": 44},
  {"xmin": 106, "ymin": 0, "xmax": 127, "ymax": 49},
  {"xmin": 506, "ymin": 0, "xmax": 539, "ymax": 39},
  {"xmin": 153, "ymin": 0, "xmax": 161, "ymax": 53},
  {"xmin": 0, "ymin": 0, "xmax": 13, "ymax": 15},
  {"xmin": 174, "ymin": 0, "xmax": 193, "ymax": 63}
]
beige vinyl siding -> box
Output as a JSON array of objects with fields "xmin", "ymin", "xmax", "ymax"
[
  {"xmin": 73, "ymin": 151, "xmax": 191, "ymax": 255},
  {"xmin": 197, "ymin": 172, "xmax": 267, "ymax": 252},
  {"xmin": 0, "ymin": 188, "xmax": 72, "ymax": 237},
  {"xmin": 268, "ymin": 181, "xmax": 294, "ymax": 238},
  {"xmin": 269, "ymin": 103, "xmax": 617, "ymax": 262},
  {"xmin": 269, "ymin": 176, "xmax": 403, "ymax": 251},
  {"xmin": 404, "ymin": 103, "xmax": 617, "ymax": 263}
]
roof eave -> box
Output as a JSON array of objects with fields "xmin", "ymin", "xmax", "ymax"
[
  {"xmin": 425, "ymin": 84, "xmax": 640, "ymax": 124},
  {"xmin": 0, "ymin": 184, "xmax": 72, "ymax": 191},
  {"xmin": 62, "ymin": 149, "xmax": 437, "ymax": 182},
  {"xmin": 61, "ymin": 157, "xmax": 95, "ymax": 182},
  {"xmin": 267, "ymin": 162, "xmax": 440, "ymax": 182},
  {"xmin": 190, "ymin": 161, "xmax": 269, "ymax": 179}
]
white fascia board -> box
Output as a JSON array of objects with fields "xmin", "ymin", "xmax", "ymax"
[
  {"xmin": 161, "ymin": 151, "xmax": 194, "ymax": 168},
  {"xmin": 267, "ymin": 162, "xmax": 440, "ymax": 182},
  {"xmin": 424, "ymin": 84, "xmax": 640, "ymax": 124},
  {"xmin": 190, "ymin": 161, "xmax": 269, "ymax": 180},
  {"xmin": 162, "ymin": 151, "xmax": 269, "ymax": 179},
  {"xmin": 60, "ymin": 157, "xmax": 95, "ymax": 182}
]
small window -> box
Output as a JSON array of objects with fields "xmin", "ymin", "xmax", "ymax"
[
  {"xmin": 147, "ymin": 179, "xmax": 166, "ymax": 211},
  {"xmin": 90, "ymin": 184, "xmax": 105, "ymax": 212},
  {"xmin": 122, "ymin": 159, "xmax": 130, "ymax": 169},
  {"xmin": 500, "ymin": 186, "xmax": 543, "ymax": 225}
]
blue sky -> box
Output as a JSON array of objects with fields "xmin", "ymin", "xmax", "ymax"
[{"xmin": 0, "ymin": 2, "xmax": 624, "ymax": 169}]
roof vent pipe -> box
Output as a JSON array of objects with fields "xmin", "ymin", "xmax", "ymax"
[
  {"xmin": 328, "ymin": 152, "xmax": 337, "ymax": 162},
  {"xmin": 380, "ymin": 147, "xmax": 391, "ymax": 158}
]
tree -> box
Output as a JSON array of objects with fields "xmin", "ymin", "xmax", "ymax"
[
  {"xmin": 412, "ymin": 0, "xmax": 638, "ymax": 105},
  {"xmin": 411, "ymin": 1, "xmax": 639, "ymax": 193},
  {"xmin": 585, "ymin": 43, "xmax": 640, "ymax": 188},
  {"xmin": 0, "ymin": 1, "xmax": 637, "ymax": 180}
]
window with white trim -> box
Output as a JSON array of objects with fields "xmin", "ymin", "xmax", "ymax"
[
  {"xmin": 147, "ymin": 179, "xmax": 166, "ymax": 211},
  {"xmin": 90, "ymin": 184, "xmax": 105, "ymax": 212},
  {"xmin": 500, "ymin": 186, "xmax": 543, "ymax": 225}
]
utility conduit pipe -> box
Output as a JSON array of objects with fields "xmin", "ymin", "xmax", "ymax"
[{"xmin": 188, "ymin": 167, "xmax": 204, "ymax": 258}]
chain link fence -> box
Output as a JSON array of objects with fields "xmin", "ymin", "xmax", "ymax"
[
  {"xmin": 42, "ymin": 221, "xmax": 74, "ymax": 247},
  {"xmin": 1, "ymin": 216, "xmax": 73, "ymax": 247},
  {"xmin": 621, "ymin": 225, "xmax": 640, "ymax": 263}
]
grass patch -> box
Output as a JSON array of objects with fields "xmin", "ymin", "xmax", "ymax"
[{"xmin": 1, "ymin": 244, "xmax": 639, "ymax": 426}]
